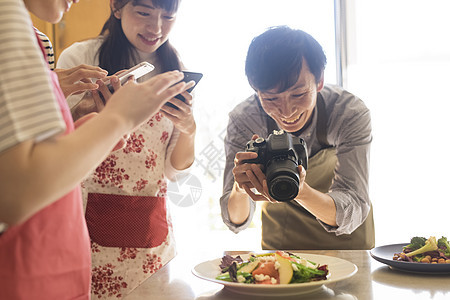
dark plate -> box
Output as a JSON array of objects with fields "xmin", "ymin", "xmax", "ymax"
[{"xmin": 370, "ymin": 243, "xmax": 450, "ymax": 274}]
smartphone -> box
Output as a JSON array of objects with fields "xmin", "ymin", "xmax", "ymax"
[
  {"xmin": 106, "ymin": 61, "xmax": 155, "ymax": 93},
  {"xmin": 166, "ymin": 71, "xmax": 203, "ymax": 109}
]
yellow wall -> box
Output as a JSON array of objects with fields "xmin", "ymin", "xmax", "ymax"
[{"xmin": 30, "ymin": 0, "xmax": 110, "ymax": 61}]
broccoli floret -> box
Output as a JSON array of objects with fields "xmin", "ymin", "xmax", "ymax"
[
  {"xmin": 437, "ymin": 236, "xmax": 450, "ymax": 256},
  {"xmin": 405, "ymin": 236, "xmax": 427, "ymax": 251},
  {"xmin": 406, "ymin": 236, "xmax": 438, "ymax": 257}
]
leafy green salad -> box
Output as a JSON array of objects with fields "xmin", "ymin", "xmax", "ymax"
[{"xmin": 216, "ymin": 251, "xmax": 329, "ymax": 285}]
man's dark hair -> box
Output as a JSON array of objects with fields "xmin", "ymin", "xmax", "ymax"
[{"xmin": 245, "ymin": 26, "xmax": 327, "ymax": 93}]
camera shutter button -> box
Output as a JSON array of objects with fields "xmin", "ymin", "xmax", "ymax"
[{"xmin": 254, "ymin": 137, "xmax": 266, "ymax": 145}]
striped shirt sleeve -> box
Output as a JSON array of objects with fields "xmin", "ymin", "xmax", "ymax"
[
  {"xmin": 34, "ymin": 27, "xmax": 55, "ymax": 70},
  {"xmin": 0, "ymin": 0, "xmax": 65, "ymax": 153}
]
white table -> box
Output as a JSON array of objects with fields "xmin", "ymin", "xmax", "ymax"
[{"xmin": 126, "ymin": 249, "xmax": 450, "ymax": 300}]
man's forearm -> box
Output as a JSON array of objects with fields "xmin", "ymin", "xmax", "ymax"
[
  {"xmin": 227, "ymin": 181, "xmax": 251, "ymax": 225},
  {"xmin": 295, "ymin": 183, "xmax": 337, "ymax": 227}
]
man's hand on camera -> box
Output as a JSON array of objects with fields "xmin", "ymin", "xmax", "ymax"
[
  {"xmin": 232, "ymin": 151, "xmax": 278, "ymax": 203},
  {"xmin": 232, "ymin": 151, "xmax": 259, "ymax": 190},
  {"xmin": 244, "ymin": 163, "xmax": 279, "ymax": 203}
]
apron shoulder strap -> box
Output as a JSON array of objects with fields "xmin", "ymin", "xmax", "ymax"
[{"xmin": 316, "ymin": 93, "xmax": 331, "ymax": 148}]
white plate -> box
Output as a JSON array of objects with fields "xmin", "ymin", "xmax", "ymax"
[{"xmin": 192, "ymin": 253, "xmax": 358, "ymax": 296}]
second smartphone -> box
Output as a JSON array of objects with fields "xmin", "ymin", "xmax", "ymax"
[{"xmin": 166, "ymin": 71, "xmax": 203, "ymax": 109}]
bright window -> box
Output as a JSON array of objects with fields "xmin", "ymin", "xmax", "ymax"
[{"xmin": 346, "ymin": 0, "xmax": 450, "ymax": 245}]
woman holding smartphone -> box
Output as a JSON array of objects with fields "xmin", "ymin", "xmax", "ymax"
[
  {"xmin": 57, "ymin": 0, "xmax": 196, "ymax": 298},
  {"xmin": 0, "ymin": 0, "xmax": 192, "ymax": 299}
]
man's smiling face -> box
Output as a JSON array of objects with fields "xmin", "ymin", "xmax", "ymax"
[{"xmin": 257, "ymin": 60, "xmax": 324, "ymax": 133}]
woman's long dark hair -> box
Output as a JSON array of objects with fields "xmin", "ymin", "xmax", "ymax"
[{"xmin": 97, "ymin": 0, "xmax": 182, "ymax": 75}]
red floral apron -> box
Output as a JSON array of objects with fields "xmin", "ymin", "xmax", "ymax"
[
  {"xmin": 82, "ymin": 112, "xmax": 176, "ymax": 299},
  {"xmin": 0, "ymin": 35, "xmax": 91, "ymax": 299}
]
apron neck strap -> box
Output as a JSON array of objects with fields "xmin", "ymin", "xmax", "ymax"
[{"xmin": 315, "ymin": 93, "xmax": 330, "ymax": 147}]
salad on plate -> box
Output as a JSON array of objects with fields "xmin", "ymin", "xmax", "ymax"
[{"xmin": 215, "ymin": 251, "xmax": 329, "ymax": 285}]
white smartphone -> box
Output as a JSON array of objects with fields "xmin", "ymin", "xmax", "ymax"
[{"xmin": 106, "ymin": 61, "xmax": 155, "ymax": 92}]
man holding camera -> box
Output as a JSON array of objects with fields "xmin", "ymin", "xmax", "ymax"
[{"xmin": 220, "ymin": 26, "xmax": 374, "ymax": 250}]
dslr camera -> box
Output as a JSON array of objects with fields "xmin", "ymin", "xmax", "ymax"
[{"xmin": 243, "ymin": 130, "xmax": 308, "ymax": 202}]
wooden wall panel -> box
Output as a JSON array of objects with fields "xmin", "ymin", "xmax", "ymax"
[{"xmin": 30, "ymin": 0, "xmax": 110, "ymax": 61}]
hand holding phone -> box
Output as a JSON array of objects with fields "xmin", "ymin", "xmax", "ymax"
[
  {"xmin": 105, "ymin": 61, "xmax": 155, "ymax": 93},
  {"xmin": 165, "ymin": 71, "xmax": 203, "ymax": 109}
]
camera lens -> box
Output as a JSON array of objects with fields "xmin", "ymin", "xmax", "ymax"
[
  {"xmin": 265, "ymin": 158, "xmax": 299, "ymax": 202},
  {"xmin": 269, "ymin": 175, "xmax": 299, "ymax": 201}
]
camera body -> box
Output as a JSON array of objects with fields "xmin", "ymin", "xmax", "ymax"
[{"xmin": 243, "ymin": 130, "xmax": 308, "ymax": 202}]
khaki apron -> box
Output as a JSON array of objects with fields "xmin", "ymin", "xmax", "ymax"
[{"xmin": 261, "ymin": 95, "xmax": 375, "ymax": 250}]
